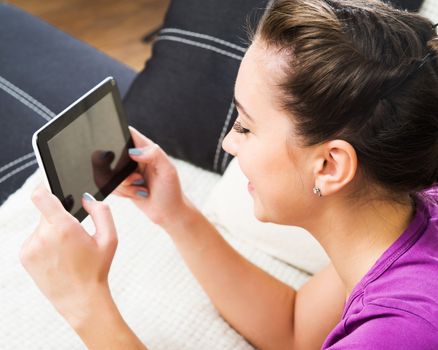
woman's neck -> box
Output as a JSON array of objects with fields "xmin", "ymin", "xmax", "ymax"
[{"xmin": 308, "ymin": 194, "xmax": 415, "ymax": 297}]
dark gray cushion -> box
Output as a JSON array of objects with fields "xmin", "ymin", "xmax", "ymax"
[
  {"xmin": 0, "ymin": 4, "xmax": 135, "ymax": 205},
  {"xmin": 123, "ymin": 0, "xmax": 269, "ymax": 174},
  {"xmin": 391, "ymin": 0, "xmax": 424, "ymax": 11}
]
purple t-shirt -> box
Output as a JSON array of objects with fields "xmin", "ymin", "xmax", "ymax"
[{"xmin": 322, "ymin": 187, "xmax": 438, "ymax": 349}]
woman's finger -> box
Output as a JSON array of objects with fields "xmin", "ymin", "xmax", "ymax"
[
  {"xmin": 20, "ymin": 217, "xmax": 50, "ymax": 267},
  {"xmin": 81, "ymin": 194, "xmax": 117, "ymax": 248},
  {"xmin": 113, "ymin": 172, "xmax": 146, "ymax": 198},
  {"xmin": 128, "ymin": 126, "xmax": 155, "ymax": 148},
  {"xmin": 120, "ymin": 171, "xmax": 145, "ymax": 187},
  {"xmin": 113, "ymin": 186, "xmax": 135, "ymax": 199},
  {"xmin": 31, "ymin": 184, "xmax": 71, "ymax": 225},
  {"xmin": 120, "ymin": 184, "xmax": 149, "ymax": 200},
  {"xmin": 114, "ymin": 181, "xmax": 149, "ymax": 199},
  {"xmin": 129, "ymin": 143, "xmax": 174, "ymax": 175}
]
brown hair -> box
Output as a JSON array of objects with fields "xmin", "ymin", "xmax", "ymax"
[{"xmin": 254, "ymin": 0, "xmax": 438, "ymax": 196}]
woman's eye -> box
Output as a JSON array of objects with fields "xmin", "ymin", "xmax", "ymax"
[{"xmin": 232, "ymin": 120, "xmax": 250, "ymax": 134}]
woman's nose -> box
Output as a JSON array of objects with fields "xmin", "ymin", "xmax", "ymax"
[{"xmin": 222, "ymin": 130, "xmax": 238, "ymax": 157}]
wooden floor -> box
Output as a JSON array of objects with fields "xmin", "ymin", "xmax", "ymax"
[{"xmin": 7, "ymin": 0, "xmax": 171, "ymax": 71}]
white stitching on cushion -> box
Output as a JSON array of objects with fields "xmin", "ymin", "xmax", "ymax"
[
  {"xmin": 213, "ymin": 100, "xmax": 235, "ymax": 172},
  {"xmin": 156, "ymin": 36, "xmax": 244, "ymax": 61},
  {"xmin": 0, "ymin": 76, "xmax": 56, "ymax": 119},
  {"xmin": 160, "ymin": 28, "xmax": 247, "ymax": 53},
  {"xmin": 155, "ymin": 33, "xmax": 242, "ymax": 172},
  {"xmin": 0, "ymin": 152, "xmax": 35, "ymax": 175},
  {"xmin": 0, "ymin": 81, "xmax": 52, "ymax": 122},
  {"xmin": 221, "ymin": 151, "xmax": 231, "ymax": 173},
  {"xmin": 0, "ymin": 159, "xmax": 38, "ymax": 184}
]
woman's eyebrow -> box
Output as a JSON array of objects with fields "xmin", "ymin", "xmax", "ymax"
[{"xmin": 233, "ymin": 96, "xmax": 255, "ymax": 123}]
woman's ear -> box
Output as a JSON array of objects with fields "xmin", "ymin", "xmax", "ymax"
[{"xmin": 313, "ymin": 140, "xmax": 357, "ymax": 196}]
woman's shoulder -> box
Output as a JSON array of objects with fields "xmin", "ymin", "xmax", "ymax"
[
  {"xmin": 415, "ymin": 185, "xmax": 438, "ymax": 235},
  {"xmin": 419, "ymin": 185, "xmax": 438, "ymax": 209},
  {"xmin": 361, "ymin": 285, "xmax": 438, "ymax": 329},
  {"xmin": 324, "ymin": 302, "xmax": 438, "ymax": 349}
]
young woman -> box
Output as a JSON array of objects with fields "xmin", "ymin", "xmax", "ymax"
[{"xmin": 20, "ymin": 0, "xmax": 438, "ymax": 349}]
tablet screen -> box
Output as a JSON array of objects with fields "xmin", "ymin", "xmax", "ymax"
[
  {"xmin": 34, "ymin": 78, "xmax": 137, "ymax": 221},
  {"xmin": 48, "ymin": 93, "xmax": 125, "ymax": 215}
]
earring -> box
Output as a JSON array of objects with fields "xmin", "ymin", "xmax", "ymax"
[{"xmin": 313, "ymin": 186, "xmax": 322, "ymax": 197}]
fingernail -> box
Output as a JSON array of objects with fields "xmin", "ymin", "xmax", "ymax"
[
  {"xmin": 83, "ymin": 192, "xmax": 96, "ymax": 202},
  {"xmin": 136, "ymin": 190, "xmax": 149, "ymax": 198},
  {"xmin": 129, "ymin": 148, "xmax": 143, "ymax": 156},
  {"xmin": 132, "ymin": 179, "xmax": 145, "ymax": 186}
]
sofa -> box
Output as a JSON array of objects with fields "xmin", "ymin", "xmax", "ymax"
[{"xmin": 0, "ymin": 1, "xmax": 437, "ymax": 349}]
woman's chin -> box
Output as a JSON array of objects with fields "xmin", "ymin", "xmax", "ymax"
[{"xmin": 252, "ymin": 200, "xmax": 271, "ymax": 223}]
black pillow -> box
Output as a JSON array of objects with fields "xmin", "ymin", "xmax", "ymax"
[
  {"xmin": 0, "ymin": 4, "xmax": 135, "ymax": 205},
  {"xmin": 123, "ymin": 0, "xmax": 269, "ymax": 174},
  {"xmin": 390, "ymin": 0, "xmax": 424, "ymax": 11}
]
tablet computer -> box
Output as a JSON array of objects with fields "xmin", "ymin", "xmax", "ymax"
[{"xmin": 32, "ymin": 77, "xmax": 137, "ymax": 222}]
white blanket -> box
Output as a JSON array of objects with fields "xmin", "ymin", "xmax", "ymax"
[{"xmin": 0, "ymin": 158, "xmax": 310, "ymax": 350}]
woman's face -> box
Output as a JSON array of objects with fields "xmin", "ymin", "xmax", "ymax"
[{"xmin": 222, "ymin": 41, "xmax": 317, "ymax": 226}]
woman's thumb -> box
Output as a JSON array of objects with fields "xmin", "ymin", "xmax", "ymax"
[{"xmin": 81, "ymin": 193, "xmax": 118, "ymax": 249}]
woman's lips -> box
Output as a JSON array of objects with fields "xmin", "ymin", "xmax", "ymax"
[{"xmin": 248, "ymin": 182, "xmax": 255, "ymax": 192}]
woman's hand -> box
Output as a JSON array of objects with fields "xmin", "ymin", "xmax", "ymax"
[
  {"xmin": 20, "ymin": 185, "xmax": 118, "ymax": 329},
  {"xmin": 113, "ymin": 126, "xmax": 191, "ymax": 228}
]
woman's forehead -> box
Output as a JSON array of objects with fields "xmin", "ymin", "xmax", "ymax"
[
  {"xmin": 236, "ymin": 43, "xmax": 289, "ymax": 115},
  {"xmin": 244, "ymin": 41, "xmax": 288, "ymax": 78}
]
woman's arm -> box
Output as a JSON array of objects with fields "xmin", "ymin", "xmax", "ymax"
[
  {"xmin": 161, "ymin": 203, "xmax": 346, "ymax": 350},
  {"xmin": 71, "ymin": 284, "xmax": 147, "ymax": 350},
  {"xmin": 162, "ymin": 203, "xmax": 296, "ymax": 349}
]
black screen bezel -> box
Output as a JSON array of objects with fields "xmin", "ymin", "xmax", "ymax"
[{"xmin": 35, "ymin": 78, "xmax": 137, "ymax": 221}]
